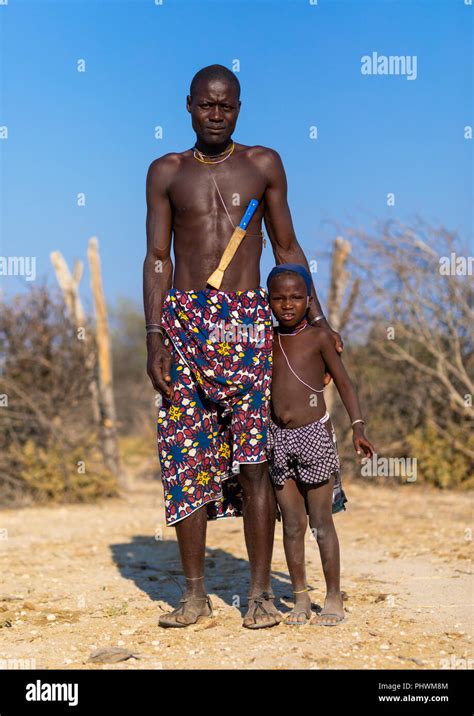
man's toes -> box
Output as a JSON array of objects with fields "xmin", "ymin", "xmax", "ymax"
[
  {"xmin": 244, "ymin": 611, "xmax": 277, "ymax": 628},
  {"xmin": 175, "ymin": 614, "xmax": 192, "ymax": 625},
  {"xmin": 254, "ymin": 614, "xmax": 274, "ymax": 627}
]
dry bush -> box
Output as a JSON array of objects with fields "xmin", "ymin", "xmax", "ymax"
[
  {"xmin": 0, "ymin": 285, "xmax": 118, "ymax": 505},
  {"xmin": 336, "ymin": 218, "xmax": 473, "ymax": 487}
]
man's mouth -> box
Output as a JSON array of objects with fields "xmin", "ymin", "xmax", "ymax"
[{"xmin": 207, "ymin": 127, "xmax": 225, "ymax": 133}]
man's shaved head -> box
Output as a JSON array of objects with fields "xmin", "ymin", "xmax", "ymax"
[{"xmin": 190, "ymin": 64, "xmax": 240, "ymax": 100}]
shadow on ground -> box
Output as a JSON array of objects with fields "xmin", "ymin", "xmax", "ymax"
[{"xmin": 110, "ymin": 535, "xmax": 321, "ymax": 617}]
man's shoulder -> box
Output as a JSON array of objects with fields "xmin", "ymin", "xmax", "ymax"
[
  {"xmin": 146, "ymin": 151, "xmax": 191, "ymax": 190},
  {"xmin": 237, "ymin": 145, "xmax": 284, "ymax": 184},
  {"xmin": 240, "ymin": 144, "xmax": 282, "ymax": 164},
  {"xmin": 148, "ymin": 150, "xmax": 189, "ymax": 174}
]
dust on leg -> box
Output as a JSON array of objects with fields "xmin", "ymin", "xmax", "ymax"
[
  {"xmin": 275, "ymin": 479, "xmax": 312, "ymax": 625},
  {"xmin": 159, "ymin": 506, "xmax": 212, "ymax": 627},
  {"xmin": 237, "ymin": 461, "xmax": 281, "ymax": 628}
]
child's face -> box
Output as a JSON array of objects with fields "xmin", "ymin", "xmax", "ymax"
[{"xmin": 268, "ymin": 274, "xmax": 312, "ymax": 328}]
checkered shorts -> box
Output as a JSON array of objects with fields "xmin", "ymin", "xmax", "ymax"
[{"xmin": 267, "ymin": 413, "xmax": 347, "ymax": 513}]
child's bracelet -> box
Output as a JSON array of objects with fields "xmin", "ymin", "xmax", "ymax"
[{"xmin": 351, "ymin": 419, "xmax": 365, "ymax": 428}]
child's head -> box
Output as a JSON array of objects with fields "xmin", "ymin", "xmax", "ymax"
[{"xmin": 266, "ymin": 264, "xmax": 313, "ymax": 328}]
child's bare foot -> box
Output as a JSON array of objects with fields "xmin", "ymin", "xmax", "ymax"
[
  {"xmin": 314, "ymin": 591, "xmax": 345, "ymax": 626},
  {"xmin": 284, "ymin": 590, "xmax": 312, "ymax": 625}
]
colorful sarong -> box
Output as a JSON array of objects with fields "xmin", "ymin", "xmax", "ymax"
[{"xmin": 156, "ymin": 286, "xmax": 273, "ymax": 526}]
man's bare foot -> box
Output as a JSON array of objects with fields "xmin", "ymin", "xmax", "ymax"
[
  {"xmin": 314, "ymin": 591, "xmax": 345, "ymax": 626},
  {"xmin": 158, "ymin": 594, "xmax": 213, "ymax": 628},
  {"xmin": 242, "ymin": 591, "xmax": 282, "ymax": 629},
  {"xmin": 284, "ymin": 591, "xmax": 312, "ymax": 626}
]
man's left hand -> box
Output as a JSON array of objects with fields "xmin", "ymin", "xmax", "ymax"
[
  {"xmin": 331, "ymin": 328, "xmax": 343, "ymax": 353},
  {"xmin": 320, "ymin": 325, "xmax": 343, "ymax": 385}
]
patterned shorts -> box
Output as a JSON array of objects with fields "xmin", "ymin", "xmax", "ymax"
[
  {"xmin": 156, "ymin": 286, "xmax": 273, "ymax": 526},
  {"xmin": 267, "ymin": 412, "xmax": 347, "ymax": 513}
]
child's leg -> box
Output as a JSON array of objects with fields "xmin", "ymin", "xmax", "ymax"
[
  {"xmin": 306, "ymin": 474, "xmax": 345, "ymax": 625},
  {"xmin": 275, "ymin": 479, "xmax": 312, "ymax": 625}
]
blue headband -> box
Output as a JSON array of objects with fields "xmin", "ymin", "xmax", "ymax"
[{"xmin": 266, "ymin": 263, "xmax": 313, "ymax": 295}]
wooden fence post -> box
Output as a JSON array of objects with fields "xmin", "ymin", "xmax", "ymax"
[
  {"xmin": 325, "ymin": 237, "xmax": 360, "ymax": 414},
  {"xmin": 87, "ymin": 237, "xmax": 126, "ymax": 488},
  {"xmin": 50, "ymin": 251, "xmax": 100, "ymax": 424}
]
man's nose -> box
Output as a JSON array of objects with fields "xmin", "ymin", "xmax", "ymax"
[{"xmin": 209, "ymin": 107, "xmax": 224, "ymax": 122}]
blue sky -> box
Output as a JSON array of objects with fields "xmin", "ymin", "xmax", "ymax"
[{"xmin": 1, "ymin": 0, "xmax": 472, "ymax": 313}]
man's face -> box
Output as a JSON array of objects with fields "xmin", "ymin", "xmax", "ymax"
[
  {"xmin": 186, "ymin": 79, "xmax": 240, "ymax": 146},
  {"xmin": 268, "ymin": 274, "xmax": 312, "ymax": 328}
]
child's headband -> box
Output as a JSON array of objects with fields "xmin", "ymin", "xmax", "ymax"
[{"xmin": 266, "ymin": 263, "xmax": 313, "ymax": 296}]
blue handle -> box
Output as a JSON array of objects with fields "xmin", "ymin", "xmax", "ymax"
[{"xmin": 239, "ymin": 199, "xmax": 259, "ymax": 230}]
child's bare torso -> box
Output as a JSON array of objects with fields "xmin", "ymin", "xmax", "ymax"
[{"xmin": 270, "ymin": 325, "xmax": 330, "ymax": 429}]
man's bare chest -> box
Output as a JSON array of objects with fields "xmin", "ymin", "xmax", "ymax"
[{"xmin": 169, "ymin": 159, "xmax": 267, "ymax": 219}]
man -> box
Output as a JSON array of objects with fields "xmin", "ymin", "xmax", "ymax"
[{"xmin": 144, "ymin": 64, "xmax": 342, "ymax": 629}]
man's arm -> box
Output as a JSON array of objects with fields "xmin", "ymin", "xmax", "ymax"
[
  {"xmin": 143, "ymin": 158, "xmax": 174, "ymax": 397},
  {"xmin": 260, "ymin": 148, "xmax": 343, "ymax": 352}
]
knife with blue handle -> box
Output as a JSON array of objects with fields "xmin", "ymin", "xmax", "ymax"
[{"xmin": 207, "ymin": 199, "xmax": 260, "ymax": 289}]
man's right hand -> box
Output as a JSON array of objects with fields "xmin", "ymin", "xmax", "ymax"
[{"xmin": 146, "ymin": 333, "xmax": 173, "ymax": 400}]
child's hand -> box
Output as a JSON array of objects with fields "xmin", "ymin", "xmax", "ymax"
[{"xmin": 353, "ymin": 427, "xmax": 375, "ymax": 458}]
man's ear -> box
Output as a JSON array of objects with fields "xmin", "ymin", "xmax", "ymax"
[{"xmin": 186, "ymin": 95, "xmax": 191, "ymax": 112}]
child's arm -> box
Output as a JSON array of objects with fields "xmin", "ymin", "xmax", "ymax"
[{"xmin": 318, "ymin": 331, "xmax": 376, "ymax": 458}]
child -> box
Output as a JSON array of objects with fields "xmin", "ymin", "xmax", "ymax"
[{"xmin": 266, "ymin": 264, "xmax": 375, "ymax": 626}]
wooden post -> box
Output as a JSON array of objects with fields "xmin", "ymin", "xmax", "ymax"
[
  {"xmin": 87, "ymin": 237, "xmax": 126, "ymax": 488},
  {"xmin": 50, "ymin": 252, "xmax": 86, "ymax": 325},
  {"xmin": 325, "ymin": 237, "xmax": 359, "ymax": 414},
  {"xmin": 50, "ymin": 251, "xmax": 100, "ymax": 424}
]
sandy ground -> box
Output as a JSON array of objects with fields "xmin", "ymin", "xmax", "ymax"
[{"xmin": 0, "ymin": 464, "xmax": 472, "ymax": 671}]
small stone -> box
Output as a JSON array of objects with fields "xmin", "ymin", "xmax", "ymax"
[{"xmin": 88, "ymin": 647, "xmax": 138, "ymax": 664}]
